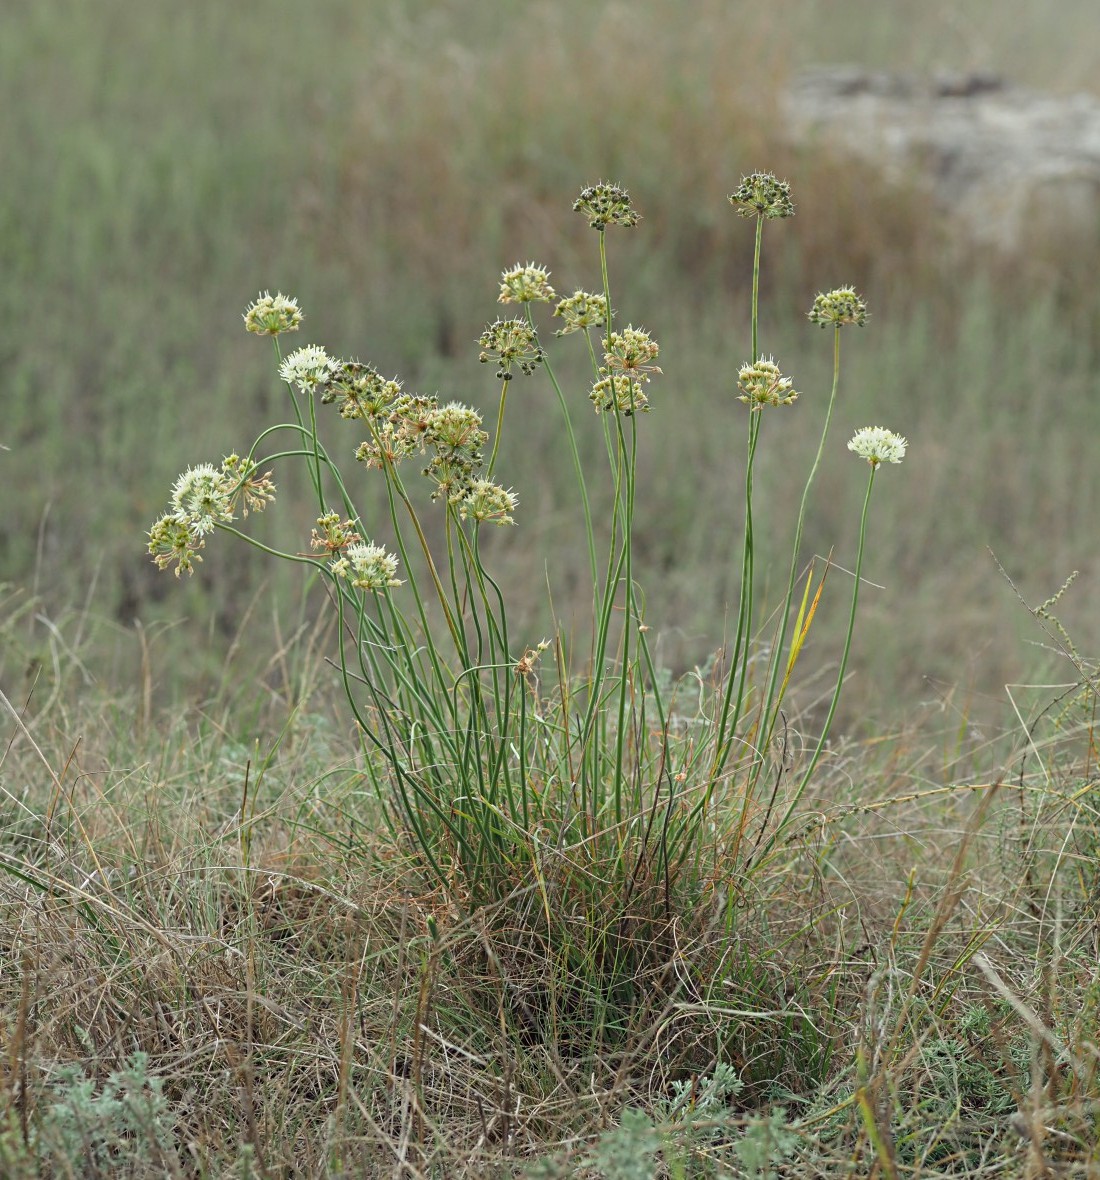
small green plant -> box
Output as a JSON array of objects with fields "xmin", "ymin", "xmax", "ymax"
[
  {"xmin": 0, "ymin": 1052, "xmax": 181, "ymax": 1178},
  {"xmin": 147, "ymin": 178, "xmax": 906, "ymax": 1054}
]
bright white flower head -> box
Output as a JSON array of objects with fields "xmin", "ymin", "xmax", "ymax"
[
  {"xmin": 279, "ymin": 345, "xmax": 332, "ymax": 393},
  {"xmin": 847, "ymin": 426, "xmax": 907, "ymax": 468}
]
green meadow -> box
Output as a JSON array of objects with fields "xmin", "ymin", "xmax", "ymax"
[{"xmin": 2, "ymin": 2, "xmax": 1100, "ymax": 1175}]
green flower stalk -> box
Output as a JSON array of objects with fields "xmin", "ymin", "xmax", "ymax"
[
  {"xmin": 752, "ymin": 288, "xmax": 868, "ymax": 794},
  {"xmin": 761, "ymin": 426, "xmax": 908, "ymax": 856}
]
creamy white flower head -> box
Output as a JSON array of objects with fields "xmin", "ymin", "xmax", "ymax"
[
  {"xmin": 170, "ymin": 463, "xmax": 234, "ymax": 533},
  {"xmin": 460, "ymin": 479, "xmax": 517, "ymax": 526},
  {"xmin": 243, "ymin": 291, "xmax": 302, "ymax": 336},
  {"xmin": 498, "ymin": 262, "xmax": 556, "ymax": 304},
  {"xmin": 848, "ymin": 426, "xmax": 907, "ymax": 468},
  {"xmin": 279, "ymin": 345, "xmax": 332, "ymax": 393},
  {"xmin": 340, "ymin": 542, "xmax": 402, "ymax": 591}
]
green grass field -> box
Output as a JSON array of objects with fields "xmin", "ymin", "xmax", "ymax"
[{"xmin": 3, "ymin": 2, "xmax": 1100, "ymax": 1175}]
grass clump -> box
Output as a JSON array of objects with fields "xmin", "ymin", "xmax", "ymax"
[{"xmin": 145, "ymin": 176, "xmax": 904, "ymax": 1066}]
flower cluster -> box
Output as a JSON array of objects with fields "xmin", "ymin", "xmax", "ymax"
[
  {"xmin": 149, "ymin": 454, "xmax": 275, "ymax": 576},
  {"xmin": 573, "ymin": 181, "xmax": 640, "ymax": 231},
  {"xmin": 459, "ymin": 479, "xmax": 518, "ymax": 526},
  {"xmin": 498, "ymin": 263, "xmax": 556, "ymax": 304},
  {"xmin": 318, "ymin": 359, "xmax": 403, "ymax": 420},
  {"xmin": 553, "ymin": 290, "xmax": 609, "ymax": 336},
  {"xmin": 603, "ymin": 326, "xmax": 661, "ymax": 380},
  {"xmin": 736, "ymin": 357, "xmax": 799, "ymax": 409},
  {"xmin": 310, "ymin": 512, "xmax": 361, "ymax": 556},
  {"xmin": 848, "ymin": 426, "xmax": 907, "ymax": 467},
  {"xmin": 423, "ymin": 401, "xmax": 488, "ymax": 501},
  {"xmin": 728, "ymin": 172, "xmax": 795, "ymax": 220},
  {"xmin": 478, "ymin": 318, "xmax": 545, "ymax": 380},
  {"xmin": 243, "ymin": 291, "xmax": 303, "ymax": 336},
  {"xmin": 279, "ymin": 345, "xmax": 333, "ymax": 393},
  {"xmin": 331, "ymin": 542, "xmax": 402, "ymax": 591},
  {"xmin": 808, "ymin": 286, "xmax": 868, "ymax": 328},
  {"xmin": 590, "ymin": 373, "xmax": 649, "ymax": 416}
]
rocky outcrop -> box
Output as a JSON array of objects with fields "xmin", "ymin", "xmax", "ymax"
[{"xmin": 783, "ymin": 66, "xmax": 1100, "ymax": 251}]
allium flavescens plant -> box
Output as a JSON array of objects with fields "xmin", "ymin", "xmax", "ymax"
[{"xmin": 149, "ymin": 181, "xmax": 906, "ymax": 1036}]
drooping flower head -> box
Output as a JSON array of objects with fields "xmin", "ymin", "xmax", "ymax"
[
  {"xmin": 333, "ymin": 542, "xmax": 402, "ymax": 591},
  {"xmin": 553, "ymin": 290, "xmax": 609, "ymax": 336},
  {"xmin": 243, "ymin": 291, "xmax": 303, "ymax": 336},
  {"xmin": 809, "ymin": 287, "xmax": 868, "ymax": 329},
  {"xmin": 573, "ymin": 181, "xmax": 640, "ymax": 231},
  {"xmin": 278, "ymin": 345, "xmax": 333, "ymax": 393},
  {"xmin": 459, "ymin": 479, "xmax": 518, "ymax": 526},
  {"xmin": 478, "ymin": 318, "xmax": 545, "ymax": 380},
  {"xmin": 848, "ymin": 426, "xmax": 907, "ymax": 468},
  {"xmin": 147, "ymin": 513, "xmax": 204, "ymax": 577},
  {"xmin": 728, "ymin": 172, "xmax": 795, "ymax": 220},
  {"xmin": 737, "ymin": 357, "xmax": 799, "ymax": 409},
  {"xmin": 498, "ymin": 263, "xmax": 556, "ymax": 305}
]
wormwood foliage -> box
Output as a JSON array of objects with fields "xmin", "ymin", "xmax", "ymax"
[{"xmin": 148, "ymin": 177, "xmax": 904, "ymax": 1058}]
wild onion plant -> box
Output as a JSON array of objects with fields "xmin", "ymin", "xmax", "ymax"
[{"xmin": 148, "ymin": 177, "xmax": 906, "ymax": 1044}]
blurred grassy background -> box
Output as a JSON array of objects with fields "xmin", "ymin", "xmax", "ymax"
[{"xmin": 3, "ymin": 0, "xmax": 1099, "ymax": 729}]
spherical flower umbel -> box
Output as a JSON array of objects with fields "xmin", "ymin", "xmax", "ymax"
[
  {"xmin": 498, "ymin": 262, "xmax": 556, "ymax": 304},
  {"xmin": 170, "ymin": 464, "xmax": 234, "ymax": 534},
  {"xmin": 335, "ymin": 542, "xmax": 402, "ymax": 592},
  {"xmin": 278, "ymin": 345, "xmax": 333, "ymax": 393},
  {"xmin": 243, "ymin": 291, "xmax": 303, "ymax": 336},
  {"xmin": 603, "ymin": 326, "xmax": 661, "ymax": 379},
  {"xmin": 460, "ymin": 479, "xmax": 518, "ymax": 526},
  {"xmin": 729, "ymin": 172, "xmax": 795, "ymax": 220},
  {"xmin": 737, "ymin": 357, "xmax": 799, "ymax": 409},
  {"xmin": 848, "ymin": 426, "xmax": 907, "ymax": 468},
  {"xmin": 573, "ymin": 181, "xmax": 640, "ymax": 231},
  {"xmin": 808, "ymin": 287, "xmax": 868, "ymax": 329},
  {"xmin": 478, "ymin": 318, "xmax": 545, "ymax": 380},
  {"xmin": 553, "ymin": 290, "xmax": 609, "ymax": 336}
]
